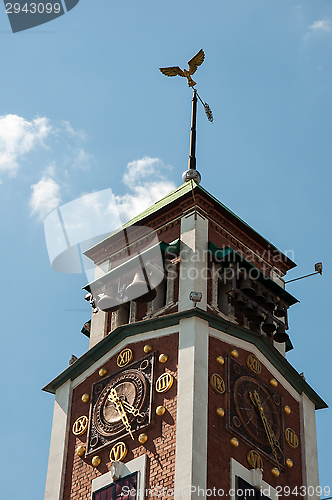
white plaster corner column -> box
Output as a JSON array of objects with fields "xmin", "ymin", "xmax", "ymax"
[
  {"xmin": 89, "ymin": 264, "xmax": 108, "ymax": 349},
  {"xmin": 179, "ymin": 211, "xmax": 208, "ymax": 312},
  {"xmin": 44, "ymin": 379, "xmax": 72, "ymax": 500},
  {"xmin": 174, "ymin": 316, "xmax": 209, "ymax": 500},
  {"xmin": 300, "ymin": 393, "xmax": 320, "ymax": 499},
  {"xmin": 89, "ymin": 309, "xmax": 107, "ymax": 348}
]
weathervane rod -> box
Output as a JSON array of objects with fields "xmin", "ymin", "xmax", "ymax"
[
  {"xmin": 188, "ymin": 88, "xmax": 197, "ymax": 171},
  {"xmin": 159, "ymin": 48, "xmax": 213, "ymax": 185}
]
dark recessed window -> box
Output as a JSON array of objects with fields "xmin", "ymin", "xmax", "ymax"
[
  {"xmin": 93, "ymin": 472, "xmax": 137, "ymax": 500},
  {"xmin": 236, "ymin": 476, "xmax": 271, "ymax": 500}
]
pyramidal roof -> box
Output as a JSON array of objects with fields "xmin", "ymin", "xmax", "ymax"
[{"xmin": 85, "ymin": 181, "xmax": 295, "ymax": 269}]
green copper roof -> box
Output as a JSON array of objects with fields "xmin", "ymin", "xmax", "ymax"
[{"xmin": 84, "ymin": 181, "xmax": 296, "ymax": 269}]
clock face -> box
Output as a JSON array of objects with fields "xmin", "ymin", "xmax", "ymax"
[
  {"xmin": 228, "ymin": 357, "xmax": 284, "ymax": 465},
  {"xmin": 233, "ymin": 376, "xmax": 281, "ymax": 447},
  {"xmin": 86, "ymin": 353, "xmax": 154, "ymax": 455},
  {"xmin": 94, "ymin": 370, "xmax": 147, "ymax": 437}
]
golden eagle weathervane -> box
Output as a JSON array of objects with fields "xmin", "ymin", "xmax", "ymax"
[
  {"xmin": 159, "ymin": 49, "xmax": 213, "ymax": 183},
  {"xmin": 159, "ymin": 48, "xmax": 213, "ymax": 123},
  {"xmin": 159, "ymin": 48, "xmax": 205, "ymax": 88}
]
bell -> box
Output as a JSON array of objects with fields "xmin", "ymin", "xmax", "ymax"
[
  {"xmin": 126, "ymin": 272, "xmax": 157, "ymax": 303},
  {"xmin": 273, "ymin": 324, "xmax": 290, "ymax": 343},
  {"xmin": 126, "ymin": 272, "xmax": 149, "ymax": 300},
  {"xmin": 265, "ymin": 294, "xmax": 275, "ymax": 312},
  {"xmin": 255, "ymin": 286, "xmax": 265, "ymax": 303},
  {"xmin": 254, "ymin": 307, "xmax": 264, "ymax": 324},
  {"xmin": 244, "ymin": 300, "xmax": 254, "ymax": 317},
  {"xmin": 236, "ymin": 293, "xmax": 245, "ymax": 307},
  {"xmin": 274, "ymin": 302, "xmax": 286, "ymax": 318},
  {"xmin": 262, "ymin": 315, "xmax": 276, "ymax": 335},
  {"xmin": 98, "ymin": 289, "xmax": 119, "ymax": 313},
  {"xmin": 239, "ymin": 279, "xmax": 255, "ymax": 297}
]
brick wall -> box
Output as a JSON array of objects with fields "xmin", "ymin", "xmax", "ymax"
[
  {"xmin": 63, "ymin": 333, "xmax": 178, "ymax": 500},
  {"xmin": 207, "ymin": 335, "xmax": 303, "ymax": 495}
]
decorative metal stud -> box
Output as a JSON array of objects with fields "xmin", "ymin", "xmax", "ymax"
[
  {"xmin": 230, "ymin": 349, "xmax": 239, "ymax": 359},
  {"xmin": 99, "ymin": 367, "xmax": 107, "ymax": 377},
  {"xmin": 216, "ymin": 407, "xmax": 225, "ymax": 417},
  {"xmin": 81, "ymin": 393, "xmax": 90, "ymax": 403},
  {"xmin": 159, "ymin": 353, "xmax": 168, "ymax": 363},
  {"xmin": 285, "ymin": 458, "xmax": 293, "ymax": 468},
  {"xmin": 269, "ymin": 378, "xmax": 278, "ymax": 388},
  {"xmin": 284, "ymin": 405, "xmax": 291, "ymax": 415},
  {"xmin": 156, "ymin": 405, "xmax": 166, "ymax": 416},
  {"xmin": 216, "ymin": 355, "xmax": 225, "ymax": 366},
  {"xmin": 230, "ymin": 437, "xmax": 239, "ymax": 448},
  {"xmin": 271, "ymin": 467, "xmax": 280, "ymax": 478},
  {"xmin": 144, "ymin": 344, "xmax": 153, "ymax": 354},
  {"xmin": 76, "ymin": 446, "xmax": 86, "ymax": 457},
  {"xmin": 92, "ymin": 456, "xmax": 101, "ymax": 467},
  {"xmin": 138, "ymin": 433, "xmax": 148, "ymax": 444}
]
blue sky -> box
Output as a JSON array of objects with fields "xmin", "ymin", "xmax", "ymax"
[{"xmin": 0, "ymin": 0, "xmax": 331, "ymax": 497}]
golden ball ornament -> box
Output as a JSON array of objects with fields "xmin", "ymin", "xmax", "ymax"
[
  {"xmin": 138, "ymin": 433, "xmax": 148, "ymax": 444},
  {"xmin": 284, "ymin": 405, "xmax": 291, "ymax": 415},
  {"xmin": 271, "ymin": 467, "xmax": 280, "ymax": 478},
  {"xmin": 230, "ymin": 437, "xmax": 239, "ymax": 448},
  {"xmin": 269, "ymin": 378, "xmax": 278, "ymax": 388},
  {"xmin": 82, "ymin": 393, "xmax": 90, "ymax": 403},
  {"xmin": 216, "ymin": 408, "xmax": 225, "ymax": 418},
  {"xmin": 144, "ymin": 344, "xmax": 153, "ymax": 354},
  {"xmin": 230, "ymin": 349, "xmax": 239, "ymax": 359},
  {"xmin": 216, "ymin": 356, "xmax": 225, "ymax": 366},
  {"xmin": 286, "ymin": 458, "xmax": 293, "ymax": 469},
  {"xmin": 76, "ymin": 446, "xmax": 86, "ymax": 457},
  {"xmin": 156, "ymin": 405, "xmax": 166, "ymax": 416},
  {"xmin": 92, "ymin": 456, "xmax": 101, "ymax": 467},
  {"xmin": 159, "ymin": 354, "xmax": 168, "ymax": 363},
  {"xmin": 99, "ymin": 367, "xmax": 107, "ymax": 377}
]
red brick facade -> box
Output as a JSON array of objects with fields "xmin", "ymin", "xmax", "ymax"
[
  {"xmin": 63, "ymin": 333, "xmax": 178, "ymax": 500},
  {"xmin": 207, "ymin": 335, "xmax": 303, "ymax": 494}
]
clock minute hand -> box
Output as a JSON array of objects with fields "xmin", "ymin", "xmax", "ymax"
[
  {"xmin": 108, "ymin": 389, "xmax": 134, "ymax": 440},
  {"xmin": 251, "ymin": 391, "xmax": 282, "ymax": 464}
]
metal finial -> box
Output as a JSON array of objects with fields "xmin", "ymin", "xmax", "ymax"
[{"xmin": 159, "ymin": 49, "xmax": 213, "ymax": 184}]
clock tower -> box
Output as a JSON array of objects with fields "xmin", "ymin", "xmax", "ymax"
[{"xmin": 43, "ymin": 175, "xmax": 327, "ymax": 500}]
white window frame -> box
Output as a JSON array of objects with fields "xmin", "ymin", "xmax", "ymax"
[
  {"xmin": 91, "ymin": 454, "xmax": 147, "ymax": 500},
  {"xmin": 230, "ymin": 458, "xmax": 278, "ymax": 500}
]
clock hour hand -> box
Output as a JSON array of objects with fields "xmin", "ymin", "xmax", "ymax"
[
  {"xmin": 122, "ymin": 400, "xmax": 144, "ymax": 418},
  {"xmin": 108, "ymin": 388, "xmax": 134, "ymax": 440}
]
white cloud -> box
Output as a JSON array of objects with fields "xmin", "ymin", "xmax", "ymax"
[
  {"xmin": 30, "ymin": 176, "xmax": 61, "ymax": 221},
  {"xmin": 71, "ymin": 147, "xmax": 92, "ymax": 170},
  {"xmin": 309, "ymin": 19, "xmax": 332, "ymax": 32},
  {"xmin": 61, "ymin": 120, "xmax": 86, "ymax": 140},
  {"xmin": 114, "ymin": 156, "xmax": 176, "ymax": 221},
  {"xmin": 0, "ymin": 114, "xmax": 51, "ymax": 179}
]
